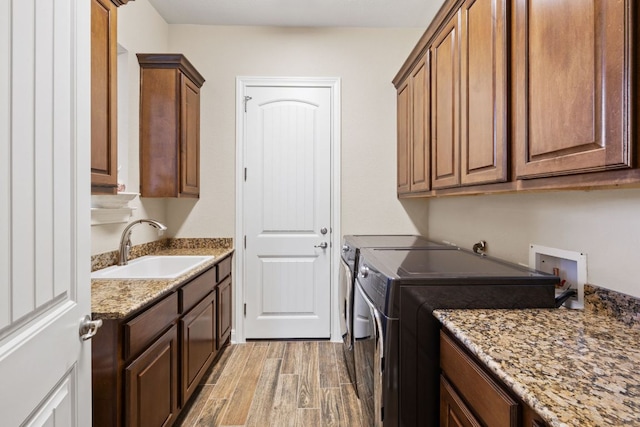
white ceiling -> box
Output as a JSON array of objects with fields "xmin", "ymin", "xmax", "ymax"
[{"xmin": 146, "ymin": 0, "xmax": 445, "ymax": 28}]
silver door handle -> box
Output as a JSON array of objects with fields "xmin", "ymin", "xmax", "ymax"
[
  {"xmin": 79, "ymin": 315, "xmax": 103, "ymax": 341},
  {"xmin": 314, "ymin": 242, "xmax": 328, "ymax": 249},
  {"xmin": 359, "ymin": 265, "xmax": 369, "ymax": 278}
]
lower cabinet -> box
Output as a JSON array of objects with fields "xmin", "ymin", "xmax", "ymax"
[
  {"xmin": 440, "ymin": 331, "xmax": 547, "ymax": 427},
  {"xmin": 440, "ymin": 376, "xmax": 481, "ymax": 427},
  {"xmin": 217, "ymin": 276, "xmax": 232, "ymax": 347},
  {"xmin": 181, "ymin": 291, "xmax": 217, "ymax": 404},
  {"xmin": 93, "ymin": 255, "xmax": 233, "ymax": 427},
  {"xmin": 125, "ymin": 325, "xmax": 179, "ymax": 427}
]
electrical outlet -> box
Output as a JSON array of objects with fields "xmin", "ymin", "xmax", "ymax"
[{"xmin": 529, "ymin": 244, "xmax": 586, "ymax": 309}]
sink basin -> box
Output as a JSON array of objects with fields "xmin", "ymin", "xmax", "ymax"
[{"xmin": 91, "ymin": 255, "xmax": 214, "ymax": 279}]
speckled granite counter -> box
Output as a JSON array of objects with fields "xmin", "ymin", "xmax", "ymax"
[
  {"xmin": 91, "ymin": 239, "xmax": 233, "ymax": 320},
  {"xmin": 433, "ymin": 308, "xmax": 640, "ymax": 427}
]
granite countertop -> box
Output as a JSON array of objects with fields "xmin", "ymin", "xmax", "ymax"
[
  {"xmin": 91, "ymin": 246, "xmax": 234, "ymax": 320},
  {"xmin": 433, "ymin": 308, "xmax": 640, "ymax": 427}
]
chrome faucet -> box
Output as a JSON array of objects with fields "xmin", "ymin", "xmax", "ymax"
[{"xmin": 118, "ymin": 219, "xmax": 168, "ymax": 266}]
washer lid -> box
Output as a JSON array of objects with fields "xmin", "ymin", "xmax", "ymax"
[
  {"xmin": 343, "ymin": 235, "xmax": 448, "ymax": 249},
  {"xmin": 364, "ymin": 248, "xmax": 556, "ymax": 282}
]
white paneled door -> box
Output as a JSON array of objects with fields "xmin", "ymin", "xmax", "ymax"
[
  {"xmin": 0, "ymin": 0, "xmax": 92, "ymax": 426},
  {"xmin": 243, "ymin": 83, "xmax": 333, "ymax": 339}
]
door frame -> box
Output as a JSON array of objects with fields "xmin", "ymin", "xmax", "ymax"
[{"xmin": 235, "ymin": 76, "xmax": 341, "ymax": 343}]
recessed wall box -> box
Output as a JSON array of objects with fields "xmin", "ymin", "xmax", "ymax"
[{"xmin": 529, "ymin": 244, "xmax": 586, "ymax": 309}]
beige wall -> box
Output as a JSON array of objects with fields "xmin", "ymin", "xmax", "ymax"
[
  {"xmin": 91, "ymin": 0, "xmax": 170, "ymax": 255},
  {"xmin": 164, "ymin": 25, "xmax": 428, "ymax": 239},
  {"xmin": 427, "ymin": 189, "xmax": 640, "ymax": 298}
]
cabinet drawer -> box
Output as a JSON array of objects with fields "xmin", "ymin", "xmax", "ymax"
[
  {"xmin": 440, "ymin": 375, "xmax": 481, "ymax": 427},
  {"xmin": 440, "ymin": 332, "xmax": 518, "ymax": 427},
  {"xmin": 180, "ymin": 267, "xmax": 216, "ymax": 314},
  {"xmin": 124, "ymin": 293, "xmax": 178, "ymax": 360},
  {"xmin": 217, "ymin": 256, "xmax": 231, "ymax": 282}
]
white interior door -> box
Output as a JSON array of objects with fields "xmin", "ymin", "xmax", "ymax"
[
  {"xmin": 0, "ymin": 0, "xmax": 92, "ymax": 425},
  {"xmin": 243, "ymin": 84, "xmax": 332, "ymax": 339}
]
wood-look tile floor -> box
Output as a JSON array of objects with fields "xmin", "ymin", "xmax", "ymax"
[{"xmin": 175, "ymin": 341, "xmax": 364, "ymax": 427}]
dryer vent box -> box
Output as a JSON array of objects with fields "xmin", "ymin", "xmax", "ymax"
[{"xmin": 529, "ymin": 244, "xmax": 586, "ymax": 309}]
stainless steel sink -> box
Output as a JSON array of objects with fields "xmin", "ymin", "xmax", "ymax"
[{"xmin": 91, "ymin": 255, "xmax": 214, "ymax": 279}]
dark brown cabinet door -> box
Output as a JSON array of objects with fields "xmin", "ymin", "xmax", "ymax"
[
  {"xmin": 180, "ymin": 75, "xmax": 201, "ymax": 196},
  {"xmin": 90, "ymin": 0, "xmax": 118, "ymax": 193},
  {"xmin": 460, "ymin": 0, "xmax": 507, "ymax": 185},
  {"xmin": 514, "ymin": 0, "xmax": 632, "ymax": 178},
  {"xmin": 440, "ymin": 376, "xmax": 482, "ymax": 427},
  {"xmin": 181, "ymin": 291, "xmax": 217, "ymax": 405},
  {"xmin": 523, "ymin": 404, "xmax": 549, "ymax": 427},
  {"xmin": 217, "ymin": 276, "xmax": 232, "ymax": 347},
  {"xmin": 138, "ymin": 54, "xmax": 205, "ymax": 198},
  {"xmin": 125, "ymin": 325, "xmax": 179, "ymax": 427},
  {"xmin": 397, "ymin": 80, "xmax": 411, "ymax": 194},
  {"xmin": 431, "ymin": 12, "xmax": 461, "ymax": 189},
  {"xmin": 410, "ymin": 56, "xmax": 431, "ymax": 192},
  {"xmin": 441, "ymin": 332, "xmax": 518, "ymax": 427}
]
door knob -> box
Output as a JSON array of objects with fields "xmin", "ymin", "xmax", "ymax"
[
  {"xmin": 314, "ymin": 242, "xmax": 328, "ymax": 249},
  {"xmin": 359, "ymin": 265, "xmax": 370, "ymax": 278},
  {"xmin": 79, "ymin": 315, "xmax": 103, "ymax": 341}
]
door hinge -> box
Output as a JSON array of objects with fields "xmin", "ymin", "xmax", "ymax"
[
  {"xmin": 244, "ymin": 235, "xmax": 246, "ymax": 249},
  {"xmin": 244, "ymin": 95, "xmax": 252, "ymax": 113},
  {"xmin": 244, "ymin": 167, "xmax": 247, "ymax": 181},
  {"xmin": 244, "ymin": 303, "xmax": 247, "ymax": 316}
]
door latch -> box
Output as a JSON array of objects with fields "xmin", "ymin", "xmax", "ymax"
[{"xmin": 79, "ymin": 315, "xmax": 103, "ymax": 341}]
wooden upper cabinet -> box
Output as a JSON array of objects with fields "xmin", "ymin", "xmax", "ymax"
[
  {"xmin": 397, "ymin": 80, "xmax": 411, "ymax": 194},
  {"xmin": 395, "ymin": 0, "xmax": 634, "ymax": 196},
  {"xmin": 181, "ymin": 75, "xmax": 201, "ymax": 196},
  {"xmin": 397, "ymin": 54, "xmax": 431, "ymax": 196},
  {"xmin": 432, "ymin": 0, "xmax": 506, "ymax": 190},
  {"xmin": 514, "ymin": 0, "xmax": 632, "ymax": 179},
  {"xmin": 410, "ymin": 56, "xmax": 431, "ymax": 193},
  {"xmin": 137, "ymin": 54, "xmax": 205, "ymax": 198},
  {"xmin": 460, "ymin": 0, "xmax": 508, "ymax": 185},
  {"xmin": 401, "ymin": 0, "xmax": 506, "ymax": 194},
  {"xmin": 431, "ymin": 12, "xmax": 461, "ymax": 190},
  {"xmin": 91, "ymin": 0, "xmax": 118, "ymax": 193}
]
